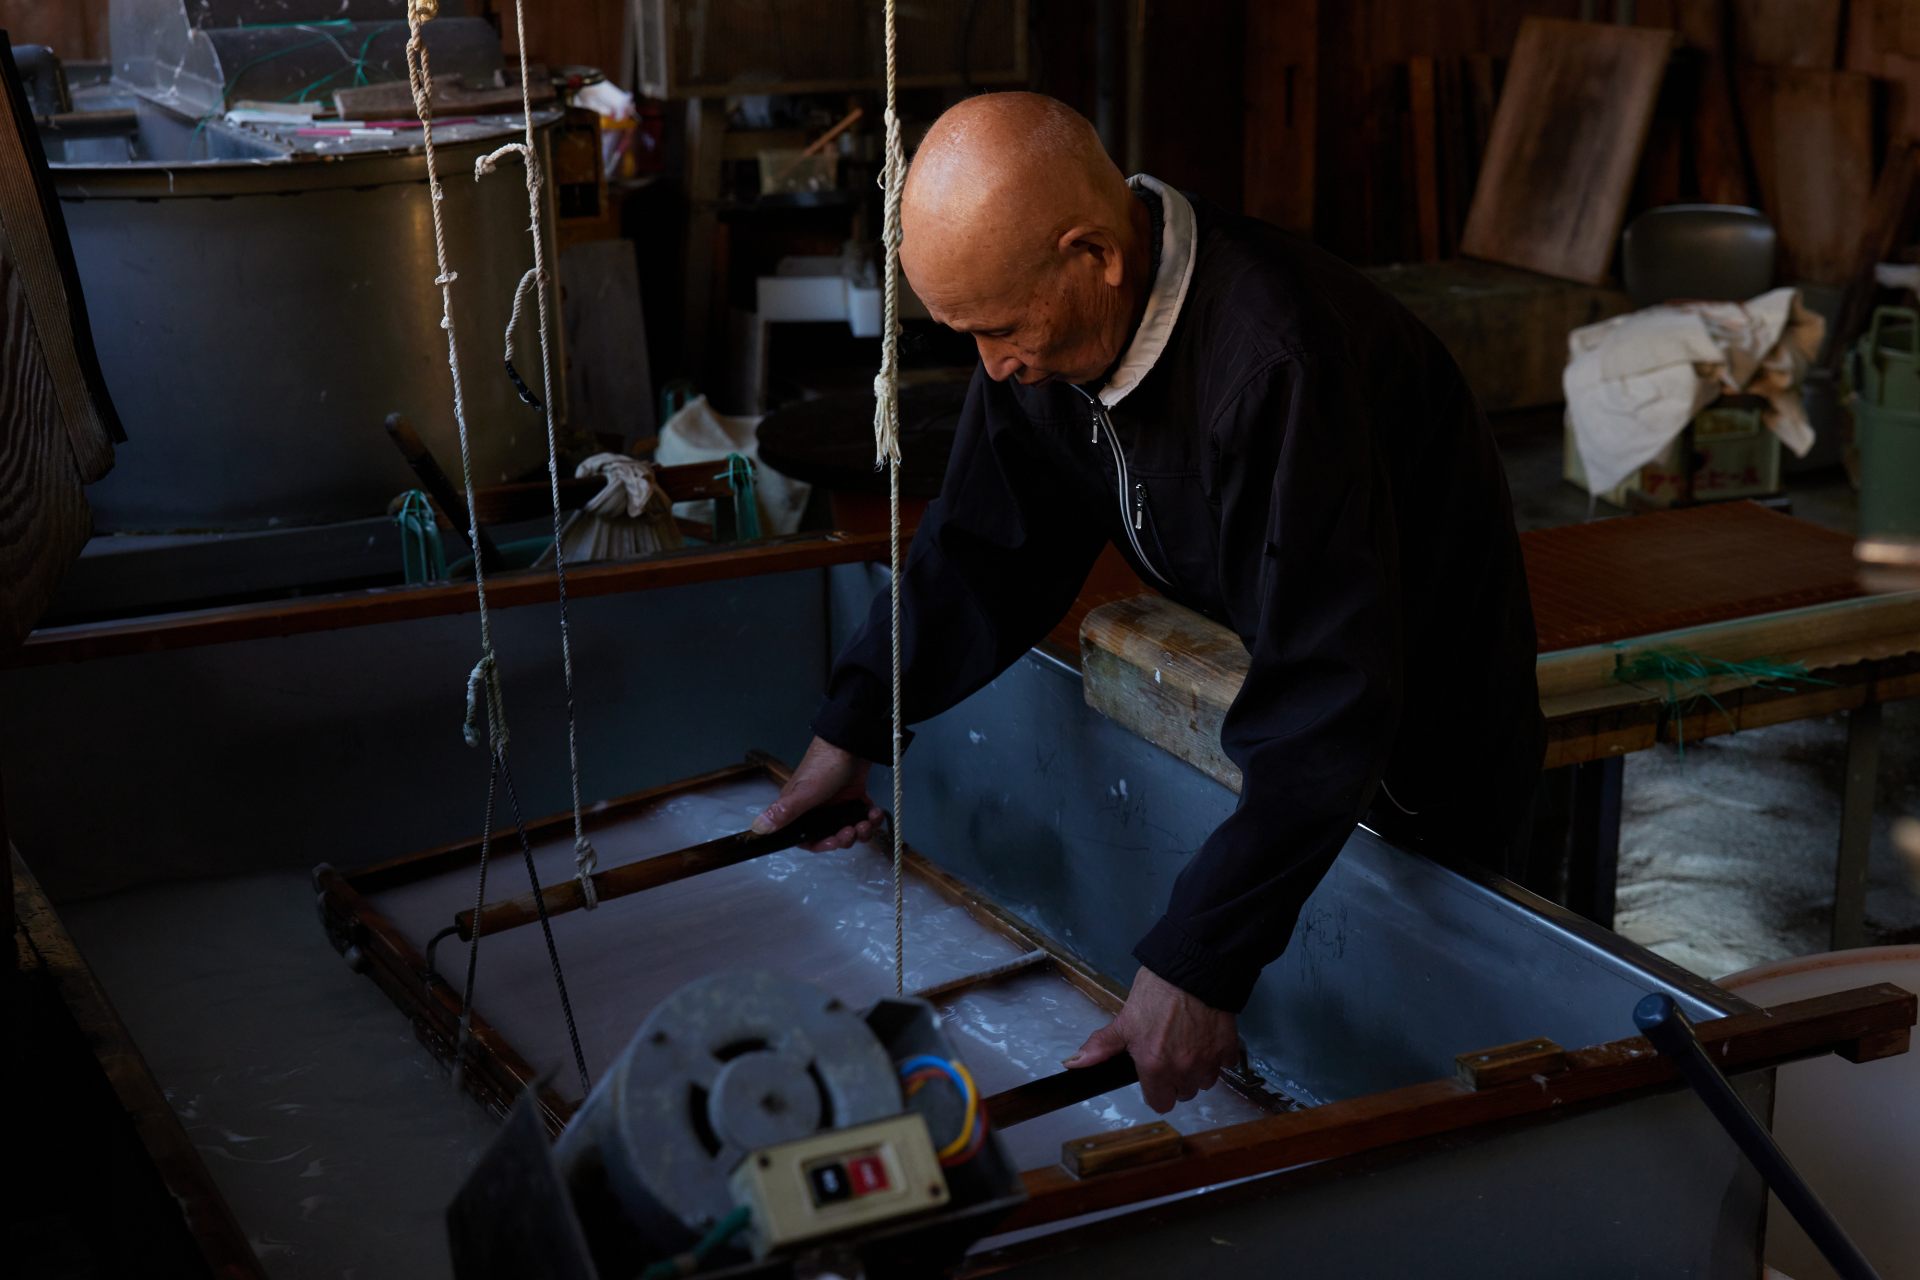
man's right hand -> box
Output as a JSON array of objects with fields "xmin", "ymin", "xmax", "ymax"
[{"xmin": 752, "ymin": 736, "xmax": 885, "ymax": 851}]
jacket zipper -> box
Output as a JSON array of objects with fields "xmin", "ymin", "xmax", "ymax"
[{"xmin": 1072, "ymin": 385, "xmax": 1170, "ymax": 584}]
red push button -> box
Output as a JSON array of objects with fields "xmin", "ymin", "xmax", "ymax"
[{"xmin": 846, "ymin": 1153, "xmax": 890, "ymax": 1196}]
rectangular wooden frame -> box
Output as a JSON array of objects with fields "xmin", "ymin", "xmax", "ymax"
[
  {"xmin": 315, "ymin": 753, "xmax": 1294, "ymax": 1136},
  {"xmin": 315, "ymin": 756, "xmax": 1917, "ymax": 1241}
]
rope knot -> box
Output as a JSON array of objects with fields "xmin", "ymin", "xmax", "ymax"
[
  {"xmin": 434, "ymin": 270, "xmax": 458, "ymax": 286},
  {"xmin": 408, "ymin": 0, "xmax": 440, "ymax": 24},
  {"xmin": 475, "ymin": 143, "xmax": 536, "ymax": 183},
  {"xmin": 573, "ymin": 836, "xmax": 600, "ymax": 909},
  {"xmin": 462, "ymin": 651, "xmax": 508, "ymax": 752}
]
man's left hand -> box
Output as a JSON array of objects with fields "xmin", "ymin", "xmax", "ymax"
[{"xmin": 1064, "ymin": 966, "xmax": 1240, "ymax": 1113}]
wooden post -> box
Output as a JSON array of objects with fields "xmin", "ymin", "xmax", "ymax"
[
  {"xmin": 1831, "ymin": 700, "xmax": 1882, "ymax": 950},
  {"xmin": 682, "ymin": 98, "xmax": 726, "ymax": 394},
  {"xmin": 1242, "ymin": 0, "xmax": 1317, "ymax": 234}
]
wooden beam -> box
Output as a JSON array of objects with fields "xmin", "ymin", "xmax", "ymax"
[
  {"xmin": 455, "ymin": 798, "xmax": 875, "ymax": 940},
  {"xmin": 384, "ymin": 413, "xmax": 504, "ymax": 572},
  {"xmin": 345, "ymin": 760, "xmax": 767, "ymax": 894},
  {"xmin": 10, "ymin": 531, "xmax": 891, "ymax": 667},
  {"xmin": 986, "ymin": 1054, "xmax": 1140, "ymax": 1129},
  {"xmin": 1001, "ymin": 983, "xmax": 1916, "ymax": 1232},
  {"xmin": 1082, "ymin": 592, "xmax": 1920, "ymax": 791},
  {"xmin": 14, "ymin": 851, "xmax": 264, "ymax": 1276},
  {"xmin": 314, "ymin": 863, "xmax": 576, "ymax": 1134}
]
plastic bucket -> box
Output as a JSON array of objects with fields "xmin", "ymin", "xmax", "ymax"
[
  {"xmin": 1860, "ymin": 307, "xmax": 1920, "ymax": 411},
  {"xmin": 1718, "ymin": 947, "xmax": 1920, "ymax": 1280},
  {"xmin": 1853, "ymin": 396, "xmax": 1920, "ymax": 537}
]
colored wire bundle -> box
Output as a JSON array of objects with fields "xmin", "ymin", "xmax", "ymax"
[{"xmin": 898, "ymin": 1054, "xmax": 988, "ymax": 1167}]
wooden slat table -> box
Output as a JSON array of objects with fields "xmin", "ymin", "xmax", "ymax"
[{"xmin": 1078, "ymin": 503, "xmax": 1920, "ymax": 949}]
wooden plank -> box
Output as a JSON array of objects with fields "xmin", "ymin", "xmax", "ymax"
[
  {"xmin": 1002, "ymin": 983, "xmax": 1917, "ymax": 1233},
  {"xmin": 1824, "ymin": 140, "xmax": 1920, "ymax": 376},
  {"xmin": 1637, "ymin": 0, "xmax": 1755, "ymax": 205},
  {"xmin": 1242, "ymin": 0, "xmax": 1318, "ymax": 233},
  {"xmin": 1535, "ymin": 593, "xmax": 1920, "ymax": 716},
  {"xmin": 1454, "ymin": 1036, "xmax": 1569, "ymax": 1089},
  {"xmin": 315, "ymin": 863, "xmax": 576, "ymax": 1135},
  {"xmin": 0, "ymin": 0, "xmax": 107, "ymax": 58},
  {"xmin": 345, "ymin": 760, "xmax": 766, "ymax": 892},
  {"xmin": 455, "ymin": 798, "xmax": 874, "ymax": 939},
  {"xmin": 1731, "ymin": 0, "xmax": 1841, "ymax": 69},
  {"xmin": 1742, "ymin": 66, "xmax": 1873, "ymax": 285},
  {"xmin": 1407, "ymin": 55, "xmax": 1442, "ymax": 262},
  {"xmin": 1081, "ymin": 534, "xmax": 1920, "ymax": 789},
  {"xmin": 1526, "ymin": 503, "xmax": 1863, "ymax": 654},
  {"xmin": 1460, "ymin": 19, "xmax": 1674, "ymax": 284},
  {"xmin": 13, "ymin": 851, "xmax": 264, "ymax": 1277},
  {"xmin": 1061, "ymin": 1121, "xmax": 1183, "ymax": 1178},
  {"xmin": 385, "ymin": 413, "xmax": 504, "ymax": 570},
  {"xmin": 986, "ymin": 1054, "xmax": 1141, "ymax": 1129},
  {"xmin": 1543, "ymin": 654, "xmax": 1920, "ymax": 766},
  {"xmin": 9, "ymin": 530, "xmax": 892, "ymax": 667},
  {"xmin": 468, "ymin": 458, "xmax": 736, "ymax": 527},
  {"xmin": 910, "ymin": 950, "xmax": 1052, "ymax": 1005},
  {"xmin": 333, "ymin": 66, "xmax": 555, "ymax": 120}
]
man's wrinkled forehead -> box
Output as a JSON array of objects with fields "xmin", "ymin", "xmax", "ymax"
[{"xmin": 901, "ymin": 201, "xmax": 1041, "ymax": 329}]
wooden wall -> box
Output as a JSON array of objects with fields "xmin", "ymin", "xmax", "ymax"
[
  {"xmin": 1247, "ymin": 0, "xmax": 1590, "ymax": 264},
  {"xmin": 0, "ymin": 0, "xmax": 109, "ymax": 59}
]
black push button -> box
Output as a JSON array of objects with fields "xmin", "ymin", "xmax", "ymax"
[{"xmin": 808, "ymin": 1162, "xmax": 851, "ymax": 1205}]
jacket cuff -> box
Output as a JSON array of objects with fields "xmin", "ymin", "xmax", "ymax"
[
  {"xmin": 1133, "ymin": 915, "xmax": 1260, "ymax": 1014},
  {"xmin": 812, "ymin": 678, "xmax": 914, "ymax": 767}
]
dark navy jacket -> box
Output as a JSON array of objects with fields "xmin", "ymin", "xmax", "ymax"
[{"xmin": 815, "ymin": 187, "xmax": 1543, "ymax": 1012}]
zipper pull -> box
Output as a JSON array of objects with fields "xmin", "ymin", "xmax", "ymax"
[
  {"xmin": 1090, "ymin": 410, "xmax": 1100, "ymax": 445},
  {"xmin": 1133, "ymin": 482, "xmax": 1147, "ymax": 531}
]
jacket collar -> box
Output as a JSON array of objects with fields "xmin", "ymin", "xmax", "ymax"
[{"xmin": 1099, "ymin": 174, "xmax": 1198, "ymax": 409}]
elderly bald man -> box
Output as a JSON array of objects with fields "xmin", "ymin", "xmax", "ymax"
[{"xmin": 755, "ymin": 93, "xmax": 1543, "ymax": 1113}]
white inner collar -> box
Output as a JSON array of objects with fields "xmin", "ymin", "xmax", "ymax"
[{"xmin": 1099, "ymin": 174, "xmax": 1198, "ymax": 408}]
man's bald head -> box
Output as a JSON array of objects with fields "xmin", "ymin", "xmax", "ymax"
[{"xmin": 900, "ymin": 93, "xmax": 1152, "ymax": 386}]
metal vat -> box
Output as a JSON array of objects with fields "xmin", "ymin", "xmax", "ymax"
[{"xmin": 45, "ymin": 1, "xmax": 560, "ymax": 530}]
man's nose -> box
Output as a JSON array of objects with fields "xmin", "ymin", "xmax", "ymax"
[{"xmin": 975, "ymin": 338, "xmax": 1024, "ymax": 383}]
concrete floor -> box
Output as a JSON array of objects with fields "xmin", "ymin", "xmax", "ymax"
[{"xmin": 1497, "ymin": 420, "xmax": 1920, "ymax": 979}]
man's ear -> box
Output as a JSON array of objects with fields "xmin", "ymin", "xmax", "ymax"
[{"xmin": 1058, "ymin": 224, "xmax": 1127, "ymax": 288}]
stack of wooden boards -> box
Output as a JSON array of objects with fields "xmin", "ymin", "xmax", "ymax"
[{"xmin": 1251, "ymin": 1, "xmax": 1920, "ymax": 309}]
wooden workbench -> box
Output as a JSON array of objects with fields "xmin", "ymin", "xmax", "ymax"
[{"xmin": 1078, "ymin": 503, "xmax": 1920, "ymax": 948}]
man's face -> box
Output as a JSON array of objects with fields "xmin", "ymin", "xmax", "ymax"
[{"xmin": 903, "ymin": 236, "xmax": 1127, "ymax": 387}]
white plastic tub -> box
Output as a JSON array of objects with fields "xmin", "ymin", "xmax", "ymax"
[{"xmin": 1719, "ymin": 947, "xmax": 1920, "ymax": 1280}]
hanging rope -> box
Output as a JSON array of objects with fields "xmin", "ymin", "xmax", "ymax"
[
  {"xmin": 874, "ymin": 0, "xmax": 908, "ymax": 995},
  {"xmin": 404, "ymin": 0, "xmax": 590, "ymax": 1095},
  {"xmin": 475, "ymin": 3, "xmax": 602, "ymax": 911}
]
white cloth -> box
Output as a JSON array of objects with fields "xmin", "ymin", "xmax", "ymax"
[
  {"xmin": 1563, "ymin": 287, "xmax": 1825, "ymax": 496},
  {"xmin": 575, "ymin": 452, "xmax": 660, "ymax": 517},
  {"xmin": 654, "ymin": 395, "xmax": 811, "ymax": 535},
  {"xmin": 1101, "ymin": 174, "xmax": 1200, "ymax": 409}
]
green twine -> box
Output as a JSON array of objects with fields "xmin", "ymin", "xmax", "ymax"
[
  {"xmin": 395, "ymin": 489, "xmax": 448, "ymax": 584},
  {"xmin": 636, "ymin": 1205, "xmax": 751, "ymax": 1280},
  {"xmin": 716, "ymin": 453, "xmax": 762, "ymax": 542},
  {"xmin": 1613, "ymin": 647, "xmax": 1834, "ymax": 754}
]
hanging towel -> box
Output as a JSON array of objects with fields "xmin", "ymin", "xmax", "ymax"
[{"xmin": 1564, "ymin": 287, "xmax": 1825, "ymax": 496}]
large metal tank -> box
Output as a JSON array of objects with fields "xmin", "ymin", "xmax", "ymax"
[{"xmin": 46, "ymin": 0, "xmax": 560, "ymax": 531}]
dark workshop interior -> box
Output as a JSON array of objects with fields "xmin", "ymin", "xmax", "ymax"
[{"xmin": 5, "ymin": 2, "xmax": 1920, "ymax": 1278}]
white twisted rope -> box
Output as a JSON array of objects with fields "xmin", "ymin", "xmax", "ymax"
[
  {"xmin": 402, "ymin": 6, "xmax": 503, "ymax": 756},
  {"xmin": 874, "ymin": 0, "xmax": 907, "ymax": 995},
  {"xmin": 480, "ymin": 2, "xmax": 599, "ymax": 906},
  {"xmin": 408, "ymin": 1, "xmax": 592, "ymax": 1095}
]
